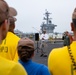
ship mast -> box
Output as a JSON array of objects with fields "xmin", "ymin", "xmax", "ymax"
[{"xmin": 43, "ymin": 9, "xmax": 52, "ymax": 25}]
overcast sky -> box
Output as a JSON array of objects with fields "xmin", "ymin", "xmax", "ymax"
[{"xmin": 6, "ymin": 0, "xmax": 76, "ymax": 33}]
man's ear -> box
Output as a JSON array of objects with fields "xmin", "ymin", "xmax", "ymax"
[{"xmin": 71, "ymin": 22, "xmax": 74, "ymax": 31}]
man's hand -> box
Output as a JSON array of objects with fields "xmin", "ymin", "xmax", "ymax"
[{"xmin": 42, "ymin": 38, "xmax": 44, "ymax": 40}]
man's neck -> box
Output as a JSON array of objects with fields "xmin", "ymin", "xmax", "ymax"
[
  {"xmin": 8, "ymin": 29, "xmax": 14, "ymax": 33},
  {"xmin": 73, "ymin": 32, "xmax": 76, "ymax": 41}
]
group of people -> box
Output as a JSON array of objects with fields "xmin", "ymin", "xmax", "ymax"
[{"xmin": 0, "ymin": 0, "xmax": 76, "ymax": 75}]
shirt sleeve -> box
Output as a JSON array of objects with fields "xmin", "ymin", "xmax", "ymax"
[{"xmin": 8, "ymin": 63, "xmax": 27, "ymax": 75}]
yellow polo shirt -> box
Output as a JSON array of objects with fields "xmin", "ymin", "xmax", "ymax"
[
  {"xmin": 0, "ymin": 56, "xmax": 27, "ymax": 75},
  {"xmin": 0, "ymin": 32, "xmax": 20, "ymax": 62},
  {"xmin": 48, "ymin": 41, "xmax": 76, "ymax": 75}
]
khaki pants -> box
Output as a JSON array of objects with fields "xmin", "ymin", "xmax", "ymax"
[{"xmin": 40, "ymin": 40, "xmax": 48, "ymax": 55}]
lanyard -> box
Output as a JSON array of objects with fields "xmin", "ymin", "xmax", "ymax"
[{"xmin": 67, "ymin": 46, "xmax": 76, "ymax": 75}]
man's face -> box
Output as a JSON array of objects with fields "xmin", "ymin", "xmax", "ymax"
[{"xmin": 43, "ymin": 31, "xmax": 46, "ymax": 34}]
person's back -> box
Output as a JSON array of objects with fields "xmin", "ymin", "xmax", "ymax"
[
  {"xmin": 48, "ymin": 43, "xmax": 76, "ymax": 75},
  {"xmin": 19, "ymin": 59, "xmax": 50, "ymax": 75},
  {"xmin": 17, "ymin": 38, "xmax": 51, "ymax": 75},
  {"xmin": 0, "ymin": 32, "xmax": 20, "ymax": 61}
]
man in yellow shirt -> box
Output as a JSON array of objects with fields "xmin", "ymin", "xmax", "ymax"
[
  {"xmin": 0, "ymin": 7, "xmax": 20, "ymax": 62},
  {"xmin": 48, "ymin": 8, "xmax": 76, "ymax": 75},
  {"xmin": 0, "ymin": 0, "xmax": 27, "ymax": 75}
]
